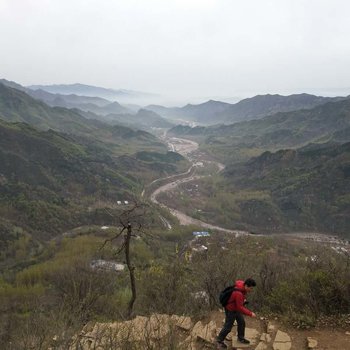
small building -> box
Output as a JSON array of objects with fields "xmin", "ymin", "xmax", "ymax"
[
  {"xmin": 192, "ymin": 231, "xmax": 210, "ymax": 237},
  {"xmin": 90, "ymin": 259, "xmax": 125, "ymax": 272}
]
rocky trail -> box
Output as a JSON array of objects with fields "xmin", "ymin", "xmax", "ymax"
[{"xmin": 71, "ymin": 310, "xmax": 350, "ymax": 349}]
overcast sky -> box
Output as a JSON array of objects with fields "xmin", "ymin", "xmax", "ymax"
[{"xmin": 1, "ymin": 0, "xmax": 350, "ymax": 104}]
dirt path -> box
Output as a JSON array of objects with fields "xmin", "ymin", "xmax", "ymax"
[{"xmin": 209, "ymin": 310, "xmax": 350, "ymax": 350}]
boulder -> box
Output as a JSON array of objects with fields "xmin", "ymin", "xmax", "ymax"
[{"xmin": 307, "ymin": 336, "xmax": 318, "ymax": 349}]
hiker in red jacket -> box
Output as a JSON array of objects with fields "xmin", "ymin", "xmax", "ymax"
[{"xmin": 217, "ymin": 278, "xmax": 257, "ymax": 349}]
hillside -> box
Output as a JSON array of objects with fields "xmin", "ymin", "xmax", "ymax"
[
  {"xmin": 224, "ymin": 142, "xmax": 350, "ymax": 235},
  {"xmin": 1, "ymin": 225, "xmax": 349, "ymax": 349},
  {"xmin": 27, "ymin": 83, "xmax": 137, "ymax": 100},
  {"xmin": 0, "ymin": 120, "xmax": 188, "ymax": 243}
]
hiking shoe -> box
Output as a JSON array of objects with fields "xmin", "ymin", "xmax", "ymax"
[
  {"xmin": 216, "ymin": 340, "xmax": 228, "ymax": 349},
  {"xmin": 238, "ymin": 338, "xmax": 250, "ymax": 344}
]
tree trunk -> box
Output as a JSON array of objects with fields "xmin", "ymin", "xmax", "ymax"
[{"xmin": 125, "ymin": 223, "xmax": 136, "ymax": 318}]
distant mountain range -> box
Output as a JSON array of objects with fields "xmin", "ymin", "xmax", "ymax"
[
  {"xmin": 5, "ymin": 78, "xmax": 350, "ymax": 128},
  {"xmin": 169, "ymin": 98, "xmax": 350, "ymax": 164},
  {"xmin": 26, "ymin": 83, "xmax": 159, "ymax": 107},
  {"xmin": 0, "ymin": 82, "xmax": 172, "ymax": 155},
  {"xmin": 27, "ymin": 83, "xmax": 155, "ymax": 101},
  {"xmin": 146, "ymin": 93, "xmax": 348, "ymax": 125},
  {"xmin": 0, "ymin": 79, "xmax": 172, "ymax": 130}
]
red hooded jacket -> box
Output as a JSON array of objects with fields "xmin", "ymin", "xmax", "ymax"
[{"xmin": 225, "ymin": 280, "xmax": 253, "ymax": 316}]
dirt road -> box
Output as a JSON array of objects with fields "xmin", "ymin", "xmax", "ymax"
[{"xmin": 149, "ymin": 136, "xmax": 249, "ymax": 235}]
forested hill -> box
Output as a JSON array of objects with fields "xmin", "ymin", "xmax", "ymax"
[
  {"xmin": 0, "ymin": 119, "xmax": 187, "ymax": 241},
  {"xmin": 0, "ymin": 120, "xmax": 134, "ymax": 238},
  {"xmin": 223, "ymin": 141, "xmax": 350, "ymax": 236}
]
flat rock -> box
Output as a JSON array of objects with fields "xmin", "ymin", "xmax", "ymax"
[
  {"xmin": 231, "ymin": 327, "xmax": 259, "ymax": 348},
  {"xmin": 273, "ymin": 330, "xmax": 292, "ymax": 350}
]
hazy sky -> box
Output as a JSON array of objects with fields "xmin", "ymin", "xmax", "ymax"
[{"xmin": 1, "ymin": 0, "xmax": 350, "ymax": 104}]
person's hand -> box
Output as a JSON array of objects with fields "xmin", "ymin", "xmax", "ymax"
[{"xmin": 251, "ymin": 312, "xmax": 257, "ymax": 318}]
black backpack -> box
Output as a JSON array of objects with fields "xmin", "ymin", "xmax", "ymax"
[{"xmin": 219, "ymin": 286, "xmax": 236, "ymax": 307}]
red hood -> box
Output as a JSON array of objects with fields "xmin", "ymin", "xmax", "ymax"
[{"xmin": 234, "ymin": 280, "xmax": 246, "ymax": 294}]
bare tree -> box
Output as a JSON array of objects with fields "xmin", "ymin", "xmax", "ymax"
[{"xmin": 101, "ymin": 202, "xmax": 150, "ymax": 318}]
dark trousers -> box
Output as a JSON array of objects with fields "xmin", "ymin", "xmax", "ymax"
[{"xmin": 217, "ymin": 309, "xmax": 245, "ymax": 341}]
